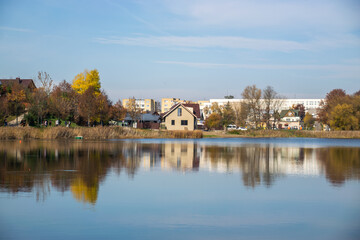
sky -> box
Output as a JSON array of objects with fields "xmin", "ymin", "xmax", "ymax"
[{"xmin": 0, "ymin": 0, "xmax": 359, "ymax": 102}]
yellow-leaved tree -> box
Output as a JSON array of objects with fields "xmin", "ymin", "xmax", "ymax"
[{"xmin": 72, "ymin": 69, "xmax": 101, "ymax": 95}]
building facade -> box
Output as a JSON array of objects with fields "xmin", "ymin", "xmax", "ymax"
[
  {"xmin": 162, "ymin": 103, "xmax": 197, "ymax": 130},
  {"xmin": 161, "ymin": 98, "xmax": 186, "ymax": 113},
  {"xmin": 123, "ymin": 98, "xmax": 156, "ymax": 113}
]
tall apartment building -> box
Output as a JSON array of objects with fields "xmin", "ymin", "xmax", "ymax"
[
  {"xmin": 123, "ymin": 98, "xmax": 156, "ymax": 113},
  {"xmin": 161, "ymin": 98, "xmax": 186, "ymax": 113}
]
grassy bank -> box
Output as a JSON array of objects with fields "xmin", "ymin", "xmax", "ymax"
[
  {"xmin": 0, "ymin": 126, "xmax": 203, "ymax": 140},
  {"xmin": 204, "ymin": 129, "xmax": 360, "ymax": 139}
]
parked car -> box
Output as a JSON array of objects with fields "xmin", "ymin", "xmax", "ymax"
[
  {"xmin": 227, "ymin": 124, "xmax": 237, "ymax": 130},
  {"xmin": 237, "ymin": 127, "xmax": 247, "ymax": 131}
]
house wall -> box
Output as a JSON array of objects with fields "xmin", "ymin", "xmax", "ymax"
[{"xmin": 164, "ymin": 105, "xmax": 196, "ymax": 130}]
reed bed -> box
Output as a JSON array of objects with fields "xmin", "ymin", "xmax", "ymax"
[
  {"xmin": 0, "ymin": 127, "xmax": 203, "ymax": 140},
  {"xmin": 221, "ymin": 129, "xmax": 360, "ymax": 139}
]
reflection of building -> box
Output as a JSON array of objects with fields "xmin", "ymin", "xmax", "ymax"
[{"xmin": 160, "ymin": 142, "xmax": 199, "ymax": 171}]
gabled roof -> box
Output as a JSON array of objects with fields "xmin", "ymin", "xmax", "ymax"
[
  {"xmin": 0, "ymin": 78, "xmax": 36, "ymax": 89},
  {"xmin": 280, "ymin": 109, "xmax": 299, "ymax": 118},
  {"xmin": 124, "ymin": 113, "xmax": 160, "ymax": 122},
  {"xmin": 182, "ymin": 103, "xmax": 201, "ymax": 118},
  {"xmin": 163, "ymin": 103, "xmax": 197, "ymax": 119}
]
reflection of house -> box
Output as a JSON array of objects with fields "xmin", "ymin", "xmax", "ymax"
[
  {"xmin": 278, "ymin": 109, "xmax": 302, "ymax": 129},
  {"xmin": 161, "ymin": 142, "xmax": 199, "ymax": 171},
  {"xmin": 162, "ymin": 103, "xmax": 197, "ymax": 130}
]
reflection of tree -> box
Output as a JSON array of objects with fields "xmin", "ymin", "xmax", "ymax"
[
  {"xmin": 71, "ymin": 178, "xmax": 98, "ymax": 205},
  {"xmin": 316, "ymin": 147, "xmax": 360, "ymax": 186}
]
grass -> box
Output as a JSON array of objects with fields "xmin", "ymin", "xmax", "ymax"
[
  {"xmin": 205, "ymin": 129, "xmax": 360, "ymax": 139},
  {"xmin": 0, "ymin": 126, "xmax": 203, "ymax": 140}
]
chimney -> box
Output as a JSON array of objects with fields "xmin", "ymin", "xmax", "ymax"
[{"xmin": 16, "ymin": 77, "xmax": 22, "ymax": 84}]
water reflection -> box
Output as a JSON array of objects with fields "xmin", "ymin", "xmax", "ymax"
[{"xmin": 0, "ymin": 140, "xmax": 359, "ymax": 204}]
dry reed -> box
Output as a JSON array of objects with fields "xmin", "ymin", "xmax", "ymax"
[{"xmin": 0, "ymin": 127, "xmax": 203, "ymax": 140}]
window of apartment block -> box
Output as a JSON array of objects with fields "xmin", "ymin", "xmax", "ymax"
[
  {"xmin": 181, "ymin": 120, "xmax": 188, "ymax": 125},
  {"xmin": 171, "ymin": 120, "xmax": 175, "ymax": 125},
  {"xmin": 178, "ymin": 108, "xmax": 182, "ymax": 116}
]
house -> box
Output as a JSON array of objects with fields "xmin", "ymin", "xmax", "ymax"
[
  {"xmin": 162, "ymin": 103, "xmax": 197, "ymax": 130},
  {"xmin": 0, "ymin": 78, "xmax": 36, "ymax": 91},
  {"xmin": 278, "ymin": 109, "xmax": 302, "ymax": 129},
  {"xmin": 124, "ymin": 112, "xmax": 161, "ymax": 129}
]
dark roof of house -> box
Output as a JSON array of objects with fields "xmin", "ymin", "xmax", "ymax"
[
  {"xmin": 124, "ymin": 113, "xmax": 160, "ymax": 122},
  {"xmin": 182, "ymin": 103, "xmax": 201, "ymax": 118},
  {"xmin": 0, "ymin": 78, "xmax": 36, "ymax": 89},
  {"xmin": 167, "ymin": 102, "xmax": 200, "ymax": 118},
  {"xmin": 163, "ymin": 103, "xmax": 197, "ymax": 119},
  {"xmin": 280, "ymin": 109, "xmax": 299, "ymax": 118}
]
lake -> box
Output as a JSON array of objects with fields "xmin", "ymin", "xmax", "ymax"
[{"xmin": 0, "ymin": 138, "xmax": 359, "ymax": 240}]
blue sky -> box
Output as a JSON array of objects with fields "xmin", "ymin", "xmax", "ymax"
[{"xmin": 0, "ymin": 0, "xmax": 359, "ymax": 101}]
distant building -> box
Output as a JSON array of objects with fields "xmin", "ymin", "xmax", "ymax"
[
  {"xmin": 278, "ymin": 109, "xmax": 302, "ymax": 129},
  {"xmin": 162, "ymin": 103, "xmax": 197, "ymax": 130},
  {"xmin": 161, "ymin": 98, "xmax": 186, "ymax": 113},
  {"xmin": 123, "ymin": 98, "xmax": 156, "ymax": 113},
  {"xmin": 0, "ymin": 78, "xmax": 36, "ymax": 91}
]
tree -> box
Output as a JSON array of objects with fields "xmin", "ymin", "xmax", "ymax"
[
  {"xmin": 72, "ymin": 69, "xmax": 101, "ymax": 95},
  {"xmin": 262, "ymin": 86, "xmax": 283, "ymax": 129},
  {"xmin": 204, "ymin": 113, "xmax": 222, "ymax": 130},
  {"xmin": 96, "ymin": 91, "xmax": 112, "ymax": 125},
  {"xmin": 7, "ymin": 82, "xmax": 26, "ymax": 124},
  {"xmin": 224, "ymin": 95, "xmax": 234, "ymax": 99},
  {"xmin": 242, "ymin": 85, "xmax": 262, "ymax": 128},
  {"xmin": 49, "ymin": 80, "xmax": 78, "ymax": 120},
  {"xmin": 329, "ymin": 104, "xmax": 358, "ymax": 130},
  {"xmin": 318, "ymin": 89, "xmax": 348, "ymax": 124},
  {"xmin": 293, "ymin": 104, "xmax": 305, "ymax": 121},
  {"xmin": 304, "ymin": 112, "xmax": 315, "ymax": 129},
  {"xmin": 232, "ymin": 102, "xmax": 247, "ymax": 127},
  {"xmin": 37, "ymin": 71, "xmax": 53, "ymax": 95},
  {"xmin": 110, "ymin": 100, "xmax": 126, "ymax": 121},
  {"xmin": 78, "ymin": 86, "xmax": 99, "ymax": 126},
  {"xmin": 27, "ymin": 88, "xmax": 49, "ymax": 126},
  {"xmin": 125, "ymin": 97, "xmax": 141, "ymax": 125},
  {"xmin": 222, "ymin": 102, "xmax": 235, "ymax": 128}
]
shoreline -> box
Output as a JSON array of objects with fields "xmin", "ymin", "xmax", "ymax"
[{"xmin": 0, "ymin": 126, "xmax": 360, "ymax": 140}]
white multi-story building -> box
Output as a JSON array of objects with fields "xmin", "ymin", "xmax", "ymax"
[{"xmin": 199, "ymin": 98, "xmax": 323, "ymax": 118}]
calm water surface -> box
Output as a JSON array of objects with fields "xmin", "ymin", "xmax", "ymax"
[{"xmin": 0, "ymin": 138, "xmax": 359, "ymax": 240}]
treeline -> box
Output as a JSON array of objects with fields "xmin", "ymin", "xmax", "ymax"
[
  {"xmin": 318, "ymin": 89, "xmax": 360, "ymax": 130},
  {"xmin": 0, "ymin": 70, "xmax": 125, "ymax": 127}
]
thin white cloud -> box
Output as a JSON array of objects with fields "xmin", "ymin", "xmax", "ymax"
[
  {"xmin": 162, "ymin": 0, "xmax": 360, "ymax": 32},
  {"xmin": 95, "ymin": 35, "xmax": 359, "ymax": 52},
  {"xmin": 155, "ymin": 60, "xmax": 360, "ymax": 72},
  {"xmin": 0, "ymin": 26, "xmax": 33, "ymax": 33}
]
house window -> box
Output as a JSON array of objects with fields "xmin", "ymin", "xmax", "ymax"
[
  {"xmin": 171, "ymin": 120, "xmax": 175, "ymax": 125},
  {"xmin": 181, "ymin": 120, "xmax": 188, "ymax": 125},
  {"xmin": 178, "ymin": 108, "xmax": 182, "ymax": 116}
]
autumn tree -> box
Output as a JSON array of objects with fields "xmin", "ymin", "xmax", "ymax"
[
  {"xmin": 7, "ymin": 82, "xmax": 26, "ymax": 124},
  {"xmin": 26, "ymin": 88, "xmax": 49, "ymax": 126},
  {"xmin": 232, "ymin": 102, "xmax": 248, "ymax": 127},
  {"xmin": 37, "ymin": 71, "xmax": 53, "ymax": 95},
  {"xmin": 204, "ymin": 113, "xmax": 222, "ymax": 130},
  {"xmin": 329, "ymin": 104, "xmax": 358, "ymax": 130},
  {"xmin": 96, "ymin": 91, "xmax": 112, "ymax": 125},
  {"xmin": 72, "ymin": 69, "xmax": 101, "ymax": 95},
  {"xmin": 293, "ymin": 104, "xmax": 305, "ymax": 121},
  {"xmin": 125, "ymin": 97, "xmax": 141, "ymax": 124},
  {"xmin": 317, "ymin": 89, "xmax": 348, "ymax": 124},
  {"xmin": 242, "ymin": 85, "xmax": 262, "ymax": 128},
  {"xmin": 49, "ymin": 80, "xmax": 78, "ymax": 120},
  {"xmin": 78, "ymin": 86, "xmax": 99, "ymax": 126},
  {"xmin": 222, "ymin": 102, "xmax": 235, "ymax": 127},
  {"xmin": 303, "ymin": 112, "xmax": 315, "ymax": 129},
  {"xmin": 110, "ymin": 100, "xmax": 126, "ymax": 121},
  {"xmin": 262, "ymin": 86, "xmax": 283, "ymax": 129}
]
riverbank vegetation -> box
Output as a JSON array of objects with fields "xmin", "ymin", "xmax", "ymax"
[
  {"xmin": 0, "ymin": 127, "xmax": 203, "ymax": 140},
  {"xmin": 205, "ymin": 129, "xmax": 360, "ymax": 139}
]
